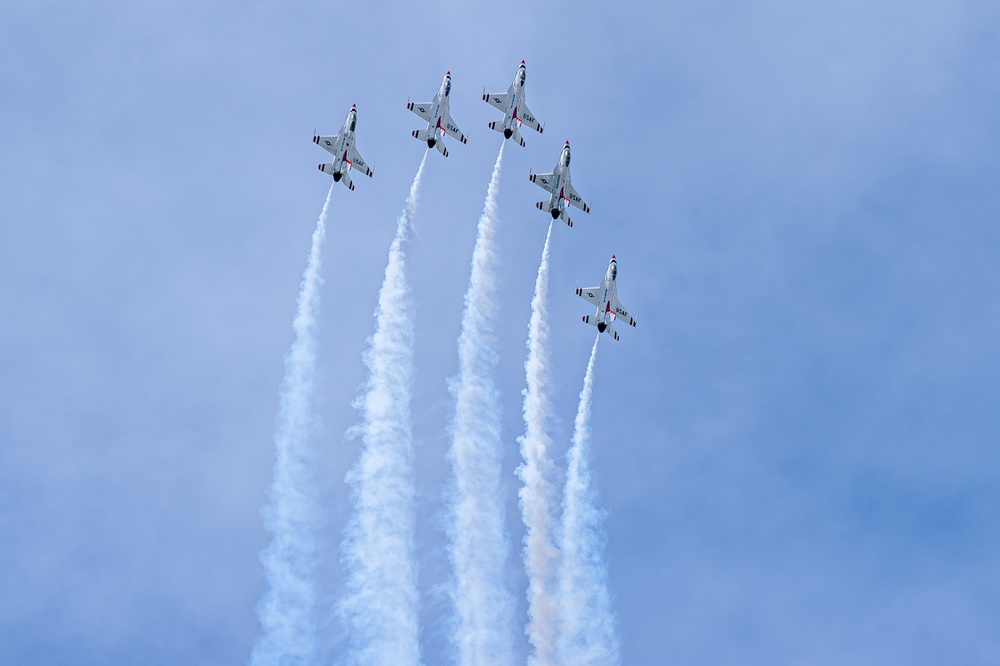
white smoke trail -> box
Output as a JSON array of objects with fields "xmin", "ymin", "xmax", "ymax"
[
  {"xmin": 516, "ymin": 221, "xmax": 559, "ymax": 666},
  {"xmin": 339, "ymin": 152, "xmax": 428, "ymax": 666},
  {"xmin": 447, "ymin": 142, "xmax": 516, "ymax": 666},
  {"xmin": 250, "ymin": 184, "xmax": 334, "ymax": 666},
  {"xmin": 557, "ymin": 335, "xmax": 620, "ymax": 666}
]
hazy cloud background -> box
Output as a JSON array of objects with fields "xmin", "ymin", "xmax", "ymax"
[{"xmin": 2, "ymin": 0, "xmax": 998, "ymax": 663}]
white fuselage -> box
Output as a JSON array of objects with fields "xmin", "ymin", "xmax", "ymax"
[
  {"xmin": 545, "ymin": 144, "xmax": 572, "ymax": 218},
  {"xmin": 324, "ymin": 108, "xmax": 357, "ymax": 179},
  {"xmin": 595, "ymin": 258, "xmax": 620, "ymax": 332},
  {"xmin": 501, "ymin": 65, "xmax": 527, "ymax": 133},
  {"xmin": 423, "ymin": 74, "xmax": 452, "ymax": 147}
]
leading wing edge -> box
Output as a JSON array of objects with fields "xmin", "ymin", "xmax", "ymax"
[
  {"xmin": 443, "ymin": 112, "xmax": 468, "ymax": 143},
  {"xmin": 567, "ymin": 182, "xmax": 590, "ymax": 213},
  {"xmin": 348, "ymin": 145, "xmax": 374, "ymax": 177},
  {"xmin": 313, "ymin": 132, "xmax": 342, "ymax": 156},
  {"xmin": 612, "ymin": 294, "xmax": 636, "ymax": 327},
  {"xmin": 576, "ymin": 283, "xmax": 603, "ymax": 306},
  {"xmin": 407, "ymin": 101, "xmax": 434, "ymax": 122},
  {"xmin": 530, "ymin": 171, "xmax": 557, "ymax": 193},
  {"xmin": 483, "ymin": 91, "xmax": 508, "ymax": 112},
  {"xmin": 518, "ymin": 102, "xmax": 543, "ymax": 133}
]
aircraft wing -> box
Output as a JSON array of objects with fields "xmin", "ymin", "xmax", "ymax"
[
  {"xmin": 567, "ymin": 182, "xmax": 590, "ymax": 213},
  {"xmin": 518, "ymin": 103, "xmax": 543, "ymax": 133},
  {"xmin": 347, "ymin": 145, "xmax": 373, "ymax": 177},
  {"xmin": 408, "ymin": 101, "xmax": 434, "ymax": 122},
  {"xmin": 443, "ymin": 113, "xmax": 468, "ymax": 143},
  {"xmin": 612, "ymin": 294, "xmax": 636, "ymax": 327},
  {"xmin": 314, "ymin": 132, "xmax": 342, "ymax": 156},
  {"xmin": 484, "ymin": 91, "xmax": 508, "ymax": 112},
  {"xmin": 530, "ymin": 171, "xmax": 557, "ymax": 193},
  {"xmin": 576, "ymin": 283, "xmax": 603, "ymax": 306}
]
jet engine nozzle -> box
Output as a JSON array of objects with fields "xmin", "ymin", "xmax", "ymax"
[
  {"xmin": 504, "ymin": 128, "xmax": 513, "ymax": 139},
  {"xmin": 597, "ymin": 322, "xmax": 607, "ymax": 333},
  {"xmin": 333, "ymin": 172, "xmax": 342, "ymax": 182},
  {"xmin": 427, "ymin": 138, "xmax": 436, "ymax": 149},
  {"xmin": 550, "ymin": 209, "xmax": 560, "ymax": 220}
]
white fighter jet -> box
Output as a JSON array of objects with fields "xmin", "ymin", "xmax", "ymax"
[
  {"xmin": 312, "ymin": 103, "xmax": 374, "ymax": 191},
  {"xmin": 407, "ymin": 71, "xmax": 468, "ymax": 157},
  {"xmin": 482, "ymin": 60, "xmax": 543, "ymax": 147},
  {"xmin": 529, "ymin": 140, "xmax": 591, "ymax": 228},
  {"xmin": 576, "ymin": 255, "xmax": 637, "ymax": 342}
]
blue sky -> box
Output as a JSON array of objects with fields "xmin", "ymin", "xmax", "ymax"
[{"xmin": 2, "ymin": 0, "xmax": 999, "ymax": 663}]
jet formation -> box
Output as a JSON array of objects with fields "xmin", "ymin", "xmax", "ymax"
[{"xmin": 312, "ymin": 61, "xmax": 637, "ymax": 340}]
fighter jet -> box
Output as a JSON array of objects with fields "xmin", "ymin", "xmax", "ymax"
[
  {"xmin": 482, "ymin": 60, "xmax": 543, "ymax": 147},
  {"xmin": 407, "ymin": 71, "xmax": 468, "ymax": 157},
  {"xmin": 529, "ymin": 140, "xmax": 590, "ymax": 228},
  {"xmin": 313, "ymin": 103, "xmax": 373, "ymax": 191},
  {"xmin": 576, "ymin": 255, "xmax": 636, "ymax": 342}
]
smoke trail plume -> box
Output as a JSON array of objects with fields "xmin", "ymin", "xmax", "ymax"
[
  {"xmin": 250, "ymin": 184, "xmax": 334, "ymax": 666},
  {"xmin": 516, "ymin": 221, "xmax": 559, "ymax": 665},
  {"xmin": 557, "ymin": 335, "xmax": 620, "ymax": 666},
  {"xmin": 339, "ymin": 152, "xmax": 428, "ymax": 666},
  {"xmin": 447, "ymin": 142, "xmax": 516, "ymax": 666}
]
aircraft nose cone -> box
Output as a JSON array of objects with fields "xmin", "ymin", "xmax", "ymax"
[{"xmin": 504, "ymin": 128, "xmax": 512, "ymax": 139}]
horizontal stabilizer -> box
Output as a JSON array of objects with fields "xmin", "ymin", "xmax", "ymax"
[
  {"xmin": 535, "ymin": 200, "xmax": 573, "ymax": 227},
  {"xmin": 318, "ymin": 162, "xmax": 354, "ymax": 190}
]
